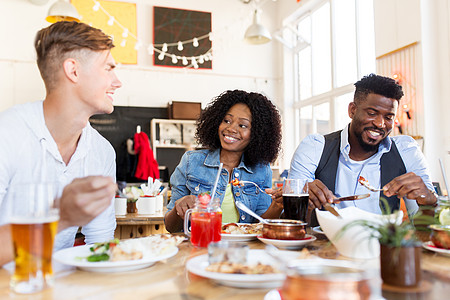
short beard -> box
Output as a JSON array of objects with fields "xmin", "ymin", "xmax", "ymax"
[{"xmin": 356, "ymin": 132, "xmax": 380, "ymax": 153}]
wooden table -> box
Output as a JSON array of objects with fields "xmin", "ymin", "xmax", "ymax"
[
  {"xmin": 0, "ymin": 232, "xmax": 449, "ymax": 299},
  {"xmin": 114, "ymin": 213, "xmax": 168, "ymax": 239}
]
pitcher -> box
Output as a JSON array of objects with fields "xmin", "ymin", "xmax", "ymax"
[{"xmin": 184, "ymin": 197, "xmax": 222, "ymax": 247}]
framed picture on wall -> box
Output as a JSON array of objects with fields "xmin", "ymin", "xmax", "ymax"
[{"xmin": 153, "ymin": 6, "xmax": 212, "ymax": 69}]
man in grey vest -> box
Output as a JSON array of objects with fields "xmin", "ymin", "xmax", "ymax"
[{"xmin": 289, "ymin": 74, "xmax": 437, "ymax": 224}]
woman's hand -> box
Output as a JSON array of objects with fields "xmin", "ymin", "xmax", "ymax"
[
  {"xmin": 174, "ymin": 195, "xmax": 197, "ymax": 219},
  {"xmin": 260, "ymin": 187, "xmax": 283, "ymax": 219},
  {"xmin": 267, "ymin": 187, "xmax": 283, "ymax": 209}
]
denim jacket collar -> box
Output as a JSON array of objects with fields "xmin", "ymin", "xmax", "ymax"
[{"xmin": 204, "ymin": 148, "xmax": 254, "ymax": 174}]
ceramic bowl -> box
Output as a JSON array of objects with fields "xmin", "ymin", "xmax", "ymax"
[{"xmin": 429, "ymin": 224, "xmax": 450, "ymax": 249}]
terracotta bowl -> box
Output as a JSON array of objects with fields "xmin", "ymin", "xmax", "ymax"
[
  {"xmin": 262, "ymin": 219, "xmax": 307, "ymax": 240},
  {"xmin": 429, "ymin": 224, "xmax": 450, "ymax": 249}
]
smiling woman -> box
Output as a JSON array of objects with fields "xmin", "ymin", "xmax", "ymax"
[{"xmin": 164, "ymin": 90, "xmax": 283, "ymax": 234}]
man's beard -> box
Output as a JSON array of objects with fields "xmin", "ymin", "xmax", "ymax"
[{"xmin": 355, "ymin": 130, "xmax": 380, "ymax": 153}]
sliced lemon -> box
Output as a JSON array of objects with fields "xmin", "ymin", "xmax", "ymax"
[{"xmin": 439, "ymin": 207, "xmax": 450, "ymax": 225}]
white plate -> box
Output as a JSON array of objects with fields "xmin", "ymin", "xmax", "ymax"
[
  {"xmin": 53, "ymin": 244, "xmax": 178, "ymax": 272},
  {"xmin": 312, "ymin": 226, "xmax": 325, "ymax": 235},
  {"xmin": 186, "ymin": 249, "xmax": 294, "ymax": 288},
  {"xmin": 220, "ymin": 223, "xmax": 261, "ymax": 242},
  {"xmin": 257, "ymin": 234, "xmax": 316, "ymax": 250},
  {"xmin": 220, "ymin": 233, "xmax": 258, "ymax": 242},
  {"xmin": 422, "ymin": 241, "xmax": 450, "ymax": 257}
]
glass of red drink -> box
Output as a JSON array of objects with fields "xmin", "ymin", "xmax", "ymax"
[{"xmin": 184, "ymin": 198, "xmax": 222, "ymax": 247}]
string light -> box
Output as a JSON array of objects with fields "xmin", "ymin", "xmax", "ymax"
[
  {"xmin": 84, "ymin": 0, "xmax": 213, "ymax": 68},
  {"xmin": 107, "ymin": 16, "xmax": 114, "ymax": 26},
  {"xmin": 147, "ymin": 44, "xmax": 154, "ymax": 55},
  {"xmin": 93, "ymin": 1, "xmax": 100, "ymax": 11}
]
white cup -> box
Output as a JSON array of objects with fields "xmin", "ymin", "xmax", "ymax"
[
  {"xmin": 137, "ymin": 196, "xmax": 156, "ymax": 214},
  {"xmin": 156, "ymin": 195, "xmax": 164, "ymax": 213},
  {"xmin": 114, "ymin": 197, "xmax": 127, "ymax": 215}
]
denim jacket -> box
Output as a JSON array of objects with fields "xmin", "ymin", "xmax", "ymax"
[{"xmin": 167, "ymin": 149, "xmax": 272, "ymax": 223}]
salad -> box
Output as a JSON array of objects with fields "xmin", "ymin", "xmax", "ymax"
[{"xmin": 87, "ymin": 239, "xmax": 121, "ymax": 262}]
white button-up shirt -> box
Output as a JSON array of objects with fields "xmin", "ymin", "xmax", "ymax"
[{"xmin": 0, "ymin": 101, "xmax": 116, "ymax": 250}]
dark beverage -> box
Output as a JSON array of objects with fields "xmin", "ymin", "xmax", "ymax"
[{"xmin": 283, "ymin": 194, "xmax": 309, "ymax": 222}]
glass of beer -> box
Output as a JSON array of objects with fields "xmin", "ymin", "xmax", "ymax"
[
  {"xmin": 282, "ymin": 179, "xmax": 309, "ymax": 223},
  {"xmin": 8, "ymin": 183, "xmax": 60, "ymax": 294}
]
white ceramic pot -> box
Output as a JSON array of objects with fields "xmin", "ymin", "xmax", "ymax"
[{"xmin": 114, "ymin": 197, "xmax": 127, "ymax": 216}]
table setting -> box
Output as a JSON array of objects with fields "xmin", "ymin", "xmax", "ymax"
[{"xmin": 1, "ymin": 175, "xmax": 449, "ymax": 300}]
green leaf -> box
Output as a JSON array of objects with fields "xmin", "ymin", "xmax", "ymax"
[{"xmin": 87, "ymin": 253, "xmax": 110, "ymax": 262}]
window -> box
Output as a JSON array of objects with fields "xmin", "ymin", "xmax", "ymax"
[{"xmin": 293, "ymin": 0, "xmax": 375, "ymax": 142}]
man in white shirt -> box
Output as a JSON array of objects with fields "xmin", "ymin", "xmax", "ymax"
[{"xmin": 0, "ymin": 21, "xmax": 122, "ymax": 265}]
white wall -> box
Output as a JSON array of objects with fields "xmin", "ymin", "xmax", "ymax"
[
  {"xmin": 0, "ymin": 0, "xmax": 282, "ymax": 111},
  {"xmin": 373, "ymin": 0, "xmax": 450, "ymax": 191}
]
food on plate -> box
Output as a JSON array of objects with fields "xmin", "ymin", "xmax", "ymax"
[
  {"xmin": 85, "ymin": 234, "xmax": 184, "ymax": 262},
  {"xmin": 206, "ymin": 261, "xmax": 279, "ymax": 274},
  {"xmin": 221, "ymin": 223, "xmax": 263, "ymax": 235},
  {"xmin": 439, "ymin": 208, "xmax": 450, "ymax": 226}
]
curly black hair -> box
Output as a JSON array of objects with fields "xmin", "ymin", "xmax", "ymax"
[
  {"xmin": 195, "ymin": 90, "xmax": 282, "ymax": 166},
  {"xmin": 354, "ymin": 73, "xmax": 404, "ymax": 104}
]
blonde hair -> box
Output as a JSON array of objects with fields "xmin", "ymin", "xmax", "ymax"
[{"xmin": 35, "ymin": 21, "xmax": 114, "ymax": 91}]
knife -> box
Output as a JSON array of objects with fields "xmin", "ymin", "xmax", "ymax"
[{"xmin": 333, "ymin": 194, "xmax": 370, "ymax": 202}]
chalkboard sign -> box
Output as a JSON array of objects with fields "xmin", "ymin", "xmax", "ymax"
[{"xmin": 90, "ymin": 106, "xmax": 169, "ymax": 183}]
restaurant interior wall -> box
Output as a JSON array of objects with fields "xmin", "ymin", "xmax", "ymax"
[
  {"xmin": 0, "ymin": 0, "xmax": 281, "ymax": 114},
  {"xmin": 373, "ymin": 0, "xmax": 450, "ymax": 191},
  {"xmin": 278, "ymin": 0, "xmax": 450, "ymax": 189}
]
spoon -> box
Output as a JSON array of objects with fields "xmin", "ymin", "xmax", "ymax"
[
  {"xmin": 235, "ymin": 201, "xmax": 269, "ymax": 224},
  {"xmin": 358, "ymin": 176, "xmax": 384, "ymax": 192}
]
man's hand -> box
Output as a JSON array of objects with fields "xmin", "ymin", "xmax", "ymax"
[
  {"xmin": 174, "ymin": 195, "xmax": 197, "ymax": 220},
  {"xmin": 383, "ymin": 172, "xmax": 437, "ymax": 206},
  {"xmin": 308, "ymin": 179, "xmax": 335, "ymax": 209},
  {"xmin": 58, "ymin": 176, "xmax": 116, "ymax": 232}
]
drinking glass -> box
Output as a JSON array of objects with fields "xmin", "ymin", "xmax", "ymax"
[
  {"xmin": 8, "ymin": 183, "xmax": 60, "ymax": 294},
  {"xmin": 184, "ymin": 197, "xmax": 222, "ymax": 248},
  {"xmin": 282, "ymin": 179, "xmax": 309, "ymax": 223}
]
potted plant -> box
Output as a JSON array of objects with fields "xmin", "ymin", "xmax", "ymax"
[{"xmin": 337, "ymin": 199, "xmax": 435, "ymax": 287}]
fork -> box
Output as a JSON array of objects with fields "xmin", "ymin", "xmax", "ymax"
[{"xmin": 239, "ymin": 181, "xmax": 269, "ymax": 194}]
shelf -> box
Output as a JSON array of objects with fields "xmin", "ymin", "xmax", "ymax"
[
  {"xmin": 150, "ymin": 119, "xmax": 198, "ymax": 161},
  {"xmin": 154, "ymin": 144, "xmax": 190, "ymax": 149}
]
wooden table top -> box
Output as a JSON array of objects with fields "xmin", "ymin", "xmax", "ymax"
[
  {"xmin": 116, "ymin": 212, "xmax": 165, "ymax": 225},
  {"xmin": 0, "ymin": 232, "xmax": 449, "ymax": 299}
]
